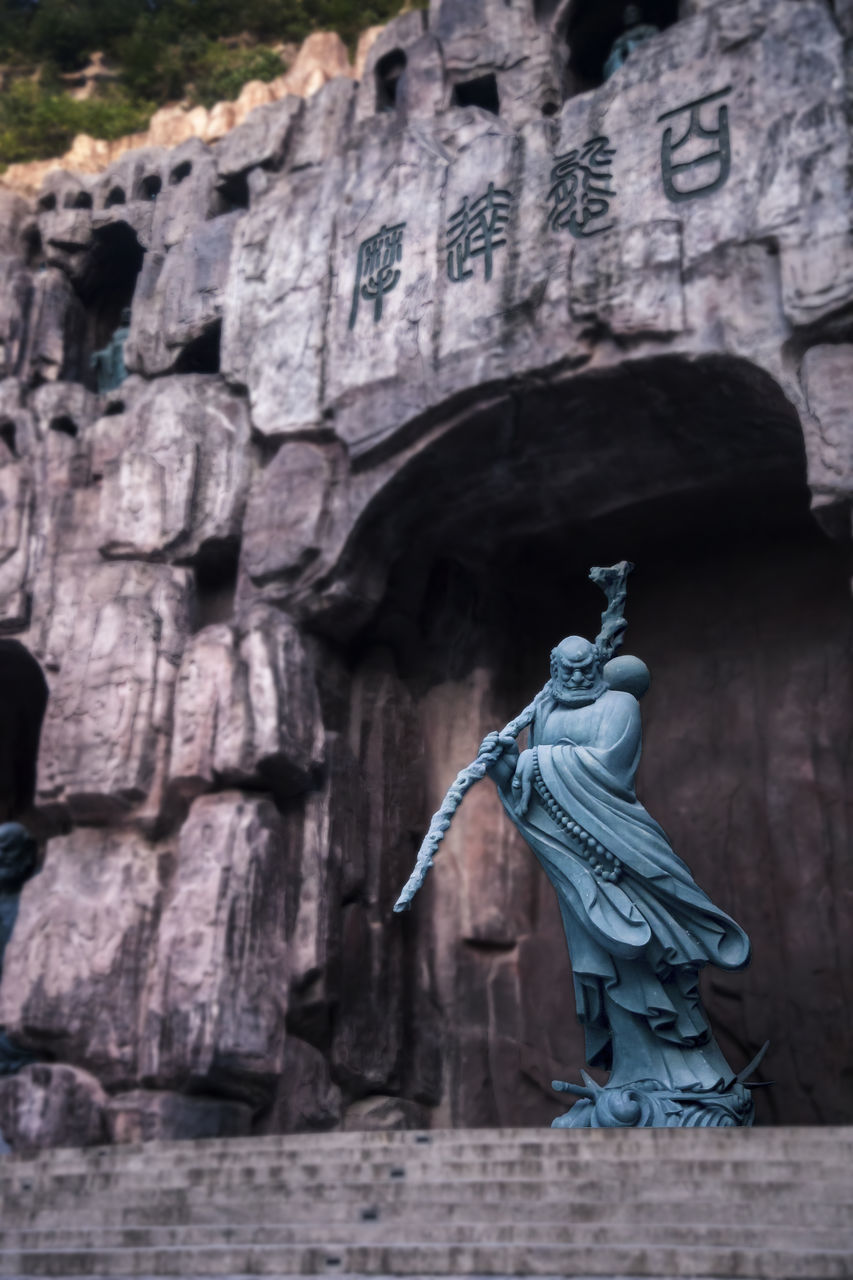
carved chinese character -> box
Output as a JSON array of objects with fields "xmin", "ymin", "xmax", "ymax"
[
  {"xmin": 547, "ymin": 138, "xmax": 616, "ymax": 239},
  {"xmin": 446, "ymin": 182, "xmax": 513, "ymax": 283},
  {"xmin": 348, "ymin": 222, "xmax": 406, "ymax": 329},
  {"xmin": 657, "ymin": 86, "xmax": 732, "ymax": 202}
]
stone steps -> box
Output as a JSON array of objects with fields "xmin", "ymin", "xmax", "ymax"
[
  {"xmin": 11, "ymin": 1126, "xmax": 849, "ymax": 1165},
  {"xmin": 10, "ymin": 1194, "xmax": 853, "ymax": 1231},
  {"xmin": 2, "ymin": 1221, "xmax": 852, "ymax": 1251},
  {"xmin": 0, "ymin": 1127, "xmax": 850, "ymax": 1278},
  {"xmin": 7, "ymin": 1177, "xmax": 853, "ymax": 1224},
  {"xmin": 0, "ymin": 1241, "xmax": 851, "ymax": 1279},
  {"xmin": 5, "ymin": 1156, "xmax": 851, "ymax": 1198}
]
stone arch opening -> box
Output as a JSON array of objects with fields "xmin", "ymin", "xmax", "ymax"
[
  {"xmin": 138, "ymin": 174, "xmax": 162, "ymax": 202},
  {"xmin": 64, "ymin": 190, "xmax": 92, "ymax": 210},
  {"xmin": 560, "ymin": 0, "xmax": 678, "ymax": 87},
  {"xmin": 376, "ymin": 49, "xmax": 407, "ymax": 113},
  {"xmin": 0, "ymin": 419, "xmax": 17, "ymax": 459},
  {"xmin": 191, "ymin": 536, "xmax": 240, "ymax": 631},
  {"xmin": 0, "ymin": 641, "xmax": 48, "ymax": 824},
  {"xmin": 170, "ymin": 160, "xmax": 192, "ymax": 186},
  {"xmin": 23, "ymin": 223, "xmax": 43, "ymax": 269},
  {"xmin": 452, "ymin": 73, "xmax": 500, "ymax": 114},
  {"xmin": 215, "ymin": 172, "xmax": 249, "ymax": 214},
  {"xmin": 330, "ymin": 354, "xmax": 852, "ymax": 1127},
  {"xmin": 173, "ymin": 321, "xmax": 221, "ymax": 375}
]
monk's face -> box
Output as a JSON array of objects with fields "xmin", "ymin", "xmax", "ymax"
[{"xmin": 550, "ymin": 637, "xmax": 607, "ymax": 706}]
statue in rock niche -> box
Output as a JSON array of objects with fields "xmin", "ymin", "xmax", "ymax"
[
  {"xmin": 603, "ymin": 5, "xmax": 660, "ymax": 80},
  {"xmin": 395, "ymin": 563, "xmax": 765, "ymax": 1127},
  {"xmin": 91, "ymin": 307, "xmax": 130, "ymax": 393}
]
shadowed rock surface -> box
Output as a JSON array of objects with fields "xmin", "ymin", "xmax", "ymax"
[{"xmin": 0, "ymin": 0, "xmax": 850, "ymax": 1148}]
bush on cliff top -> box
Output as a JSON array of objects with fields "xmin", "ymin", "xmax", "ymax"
[
  {"xmin": 0, "ymin": 80, "xmax": 155, "ymax": 167},
  {"xmin": 0, "ymin": 0, "xmax": 423, "ymax": 168}
]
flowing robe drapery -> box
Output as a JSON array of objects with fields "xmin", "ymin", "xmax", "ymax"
[{"xmin": 497, "ymin": 689, "xmax": 750, "ymax": 1086}]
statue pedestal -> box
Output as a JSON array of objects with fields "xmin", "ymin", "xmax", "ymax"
[{"xmin": 552, "ymin": 1076, "xmax": 755, "ymax": 1128}]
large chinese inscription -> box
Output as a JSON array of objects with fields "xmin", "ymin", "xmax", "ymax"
[
  {"xmin": 446, "ymin": 182, "xmax": 513, "ymax": 283},
  {"xmin": 547, "ymin": 138, "xmax": 616, "ymax": 239},
  {"xmin": 348, "ymin": 222, "xmax": 406, "ymax": 329},
  {"xmin": 658, "ymin": 86, "xmax": 732, "ymax": 202}
]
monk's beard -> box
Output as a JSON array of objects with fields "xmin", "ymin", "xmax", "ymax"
[{"xmin": 549, "ymin": 675, "xmax": 608, "ymax": 707}]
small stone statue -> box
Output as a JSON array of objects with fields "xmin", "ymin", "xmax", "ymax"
[
  {"xmin": 603, "ymin": 5, "xmax": 660, "ymax": 80},
  {"xmin": 0, "ymin": 822, "xmax": 39, "ymax": 1078},
  {"xmin": 90, "ymin": 307, "xmax": 131, "ymax": 393},
  {"xmin": 396, "ymin": 564, "xmax": 765, "ymax": 1128}
]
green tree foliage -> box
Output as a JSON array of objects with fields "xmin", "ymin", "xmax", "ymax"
[
  {"xmin": 0, "ymin": 80, "xmax": 155, "ymax": 166},
  {"xmin": 0, "ymin": 0, "xmax": 423, "ymax": 166}
]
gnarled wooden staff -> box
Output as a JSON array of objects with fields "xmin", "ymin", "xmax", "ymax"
[{"xmin": 393, "ymin": 561, "xmax": 633, "ymax": 913}]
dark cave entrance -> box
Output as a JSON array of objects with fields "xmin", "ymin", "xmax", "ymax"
[
  {"xmin": 559, "ymin": 0, "xmax": 679, "ymax": 89},
  {"xmin": 76, "ymin": 221, "xmax": 144, "ymax": 388},
  {"xmin": 376, "ymin": 49, "xmax": 408, "ymax": 113},
  {"xmin": 0, "ymin": 641, "xmax": 48, "ymax": 825},
  {"xmin": 339, "ymin": 354, "xmax": 852, "ymax": 1128}
]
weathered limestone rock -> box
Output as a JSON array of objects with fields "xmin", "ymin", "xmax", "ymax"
[
  {"xmin": 275, "ymin": 32, "xmax": 350, "ymax": 99},
  {"xmin": 0, "ymin": 829, "xmax": 163, "ymax": 1085},
  {"xmin": 0, "ymin": 259, "xmax": 36, "ymax": 381},
  {"xmin": 0, "ymin": 1064, "xmax": 108, "ymax": 1152},
  {"xmin": 242, "ymin": 442, "xmax": 338, "ymax": 585},
  {"xmin": 324, "ymin": 120, "xmax": 450, "ymax": 456},
  {"xmin": 139, "ymin": 793, "xmax": 289, "ymax": 1106},
  {"xmin": 34, "ymin": 562, "xmax": 190, "ymax": 822},
  {"xmin": 286, "ymin": 77, "xmax": 355, "ymax": 171},
  {"xmin": 233, "ymin": 80, "xmax": 277, "ymax": 125},
  {"xmin": 343, "ymin": 1095, "xmax": 429, "ymax": 1130},
  {"xmin": 0, "ymin": 382, "xmax": 37, "ymax": 631},
  {"xmin": 260, "ymin": 1036, "xmax": 342, "ymax": 1133},
  {"xmin": 168, "ymin": 624, "xmax": 247, "ymax": 801},
  {"xmin": 0, "ymin": 448, "xmax": 32, "ymax": 631},
  {"xmin": 125, "ymin": 213, "xmax": 241, "ymax": 375},
  {"xmin": 221, "ymin": 158, "xmax": 343, "ymax": 436},
  {"xmin": 29, "ymin": 380, "xmax": 99, "ymax": 438},
  {"xmin": 353, "ymin": 11, "xmax": 430, "ymax": 124},
  {"xmin": 168, "ymin": 608, "xmax": 324, "ymax": 802},
  {"xmin": 18, "ymin": 266, "xmax": 86, "ymax": 386},
  {"xmin": 430, "ymin": 0, "xmax": 561, "ymax": 127},
  {"xmin": 151, "ymin": 138, "xmax": 221, "ymax": 251},
  {"xmin": 330, "ymin": 658, "xmax": 426, "ymax": 1098},
  {"xmin": 0, "ymin": 189, "xmax": 32, "ymax": 256},
  {"xmin": 282, "ymin": 781, "xmax": 341, "ymax": 1043},
  {"xmin": 36, "ymin": 171, "xmax": 94, "ymax": 277},
  {"xmin": 95, "ymin": 375, "xmax": 250, "ymax": 563},
  {"xmin": 90, "ymin": 148, "xmax": 168, "ymax": 249},
  {"xmin": 800, "ymin": 344, "xmax": 853, "ymax": 510},
  {"xmin": 205, "ymin": 100, "xmax": 239, "ymax": 143},
  {"xmin": 569, "ymin": 220, "xmax": 686, "ymax": 336},
  {"xmin": 398, "ymin": 34, "xmax": 447, "ymax": 120},
  {"xmin": 216, "ymin": 96, "xmax": 304, "ymax": 183},
  {"xmin": 24, "ymin": 382, "xmax": 102, "ymax": 613},
  {"xmin": 107, "ymin": 1090, "xmax": 252, "ymax": 1144},
  {"xmin": 238, "ymin": 606, "xmax": 325, "ymax": 793},
  {"xmin": 354, "ymin": 27, "xmax": 385, "ymax": 82}
]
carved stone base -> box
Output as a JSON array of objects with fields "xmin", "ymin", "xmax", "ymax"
[{"xmin": 551, "ymin": 1076, "xmax": 755, "ymax": 1128}]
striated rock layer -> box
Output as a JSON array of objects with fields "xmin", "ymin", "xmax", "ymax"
[{"xmin": 0, "ymin": 0, "xmax": 851, "ymax": 1148}]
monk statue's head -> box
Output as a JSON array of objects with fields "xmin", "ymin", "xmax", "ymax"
[{"xmin": 549, "ymin": 636, "xmax": 608, "ymax": 707}]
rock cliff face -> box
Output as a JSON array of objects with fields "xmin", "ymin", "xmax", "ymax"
[{"xmin": 0, "ymin": 0, "xmax": 851, "ymax": 1147}]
